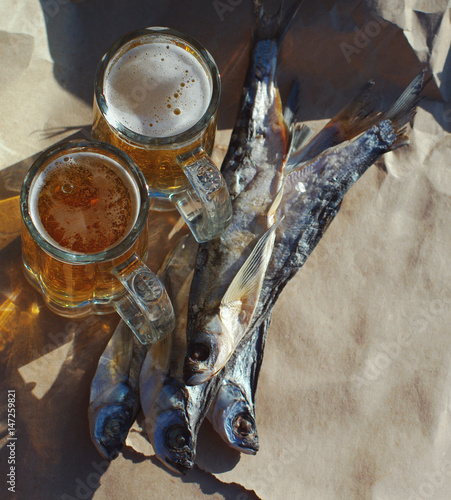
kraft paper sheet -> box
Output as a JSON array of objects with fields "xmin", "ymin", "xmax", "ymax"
[{"xmin": 0, "ymin": 1, "xmax": 450, "ymax": 499}]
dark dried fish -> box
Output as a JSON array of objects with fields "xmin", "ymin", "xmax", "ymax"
[
  {"xmin": 204, "ymin": 72, "xmax": 427, "ymax": 455},
  {"xmin": 88, "ymin": 229, "xmax": 188, "ymax": 460},
  {"xmin": 253, "ymin": 70, "xmax": 427, "ymax": 333},
  {"xmin": 140, "ymin": 235, "xmax": 201, "ymax": 473},
  {"xmin": 207, "ymin": 316, "xmax": 271, "ymax": 454},
  {"xmin": 88, "ymin": 320, "xmax": 147, "ymax": 460},
  {"xmin": 184, "ymin": 0, "xmax": 302, "ymax": 386}
]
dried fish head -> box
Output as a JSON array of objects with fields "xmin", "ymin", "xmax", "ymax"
[
  {"xmin": 183, "ymin": 314, "xmax": 234, "ymax": 385},
  {"xmin": 231, "ymin": 411, "xmax": 259, "ymax": 454},
  {"xmin": 185, "ymin": 220, "xmax": 281, "ymax": 385},
  {"xmin": 209, "ymin": 382, "xmax": 259, "ymax": 454},
  {"xmin": 154, "ymin": 409, "xmax": 194, "ymax": 473},
  {"xmin": 89, "ymin": 383, "xmax": 136, "ymax": 460},
  {"xmin": 149, "ymin": 380, "xmax": 195, "ymax": 473}
]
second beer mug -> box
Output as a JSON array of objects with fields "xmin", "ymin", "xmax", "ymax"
[
  {"xmin": 92, "ymin": 27, "xmax": 232, "ymax": 243},
  {"xmin": 20, "ymin": 140, "xmax": 175, "ymax": 344}
]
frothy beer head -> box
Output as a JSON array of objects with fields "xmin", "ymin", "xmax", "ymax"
[
  {"xmin": 29, "ymin": 152, "xmax": 140, "ymax": 254},
  {"xmin": 104, "ymin": 39, "xmax": 212, "ymax": 138}
]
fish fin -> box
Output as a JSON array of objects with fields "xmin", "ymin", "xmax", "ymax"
[
  {"xmin": 291, "ymin": 123, "xmax": 314, "ymax": 152},
  {"xmin": 220, "ymin": 219, "xmax": 282, "ymax": 336},
  {"xmin": 267, "ymin": 183, "xmax": 285, "ymax": 226},
  {"xmin": 284, "ymin": 124, "xmax": 314, "ymax": 176},
  {"xmin": 330, "ymin": 80, "xmax": 378, "ymax": 135},
  {"xmin": 285, "ymin": 80, "xmax": 379, "ymax": 174},
  {"xmin": 284, "ymin": 80, "xmax": 314, "ymax": 159},
  {"xmin": 384, "ymin": 69, "xmax": 429, "ymax": 123},
  {"xmin": 283, "ymin": 79, "xmax": 300, "ymax": 127},
  {"xmin": 252, "ymin": 0, "xmax": 303, "ymax": 44},
  {"xmin": 382, "ymin": 68, "xmax": 430, "ymax": 150}
]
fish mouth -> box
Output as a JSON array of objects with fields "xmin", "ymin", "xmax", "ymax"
[
  {"xmin": 235, "ymin": 439, "xmax": 259, "ymax": 455},
  {"xmin": 230, "ymin": 412, "xmax": 259, "ymax": 455},
  {"xmin": 163, "ymin": 454, "xmax": 195, "ymax": 475}
]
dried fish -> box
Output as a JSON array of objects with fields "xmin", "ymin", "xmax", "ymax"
[
  {"xmin": 254, "ymin": 70, "xmax": 428, "ymax": 331},
  {"xmin": 207, "ymin": 316, "xmax": 270, "ymax": 454},
  {"xmin": 88, "ymin": 230, "xmax": 189, "ymax": 460},
  {"xmin": 140, "ymin": 235, "xmax": 201, "ymax": 473},
  {"xmin": 184, "ymin": 0, "xmax": 302, "ymax": 386},
  {"xmin": 88, "ymin": 320, "xmax": 147, "ymax": 460}
]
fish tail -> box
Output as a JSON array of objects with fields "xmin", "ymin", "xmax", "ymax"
[
  {"xmin": 285, "ymin": 80, "xmax": 380, "ymax": 174},
  {"xmin": 252, "ymin": 0, "xmax": 303, "ymax": 44},
  {"xmin": 329, "ymin": 80, "xmax": 379, "ymax": 138},
  {"xmin": 284, "ymin": 82, "xmax": 377, "ymax": 174},
  {"xmin": 284, "ymin": 79, "xmax": 314, "ymax": 158},
  {"xmin": 382, "ymin": 68, "xmax": 430, "ymax": 150},
  {"xmin": 283, "ymin": 79, "xmax": 300, "ymax": 126}
]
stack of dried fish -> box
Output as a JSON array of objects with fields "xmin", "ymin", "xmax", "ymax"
[{"xmin": 88, "ymin": 0, "xmax": 427, "ymax": 473}]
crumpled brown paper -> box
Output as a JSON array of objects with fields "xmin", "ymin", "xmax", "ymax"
[{"xmin": 1, "ymin": 1, "xmax": 450, "ymax": 499}]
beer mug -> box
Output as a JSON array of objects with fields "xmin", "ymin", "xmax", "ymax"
[
  {"xmin": 20, "ymin": 139, "xmax": 175, "ymax": 344},
  {"xmin": 92, "ymin": 27, "xmax": 232, "ymax": 243}
]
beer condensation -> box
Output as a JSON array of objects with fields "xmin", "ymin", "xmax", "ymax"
[
  {"xmin": 92, "ymin": 39, "xmax": 217, "ymax": 196},
  {"xmin": 22, "ymin": 152, "xmax": 148, "ymax": 315}
]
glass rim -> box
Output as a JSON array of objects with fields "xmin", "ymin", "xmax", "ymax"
[
  {"xmin": 94, "ymin": 26, "xmax": 221, "ymax": 147},
  {"xmin": 20, "ymin": 139, "xmax": 150, "ymax": 264}
]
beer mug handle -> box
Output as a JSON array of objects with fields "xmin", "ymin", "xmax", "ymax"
[
  {"xmin": 112, "ymin": 253, "xmax": 175, "ymax": 344},
  {"xmin": 170, "ymin": 146, "xmax": 232, "ymax": 243}
]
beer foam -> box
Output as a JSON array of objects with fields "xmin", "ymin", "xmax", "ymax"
[
  {"xmin": 104, "ymin": 41, "xmax": 212, "ymax": 137},
  {"xmin": 29, "ymin": 152, "xmax": 140, "ymax": 254}
]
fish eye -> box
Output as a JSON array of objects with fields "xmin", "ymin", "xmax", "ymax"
[
  {"xmin": 233, "ymin": 413, "xmax": 254, "ymax": 437},
  {"xmin": 104, "ymin": 418, "xmax": 124, "ymax": 437},
  {"xmin": 187, "ymin": 342, "xmax": 210, "ymax": 363},
  {"xmin": 165, "ymin": 425, "xmax": 190, "ymax": 450}
]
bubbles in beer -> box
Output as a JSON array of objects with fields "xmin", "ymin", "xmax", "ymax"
[
  {"xmin": 104, "ymin": 40, "xmax": 212, "ymax": 137},
  {"xmin": 61, "ymin": 181, "xmax": 74, "ymax": 194},
  {"xmin": 30, "ymin": 153, "xmax": 139, "ymax": 254}
]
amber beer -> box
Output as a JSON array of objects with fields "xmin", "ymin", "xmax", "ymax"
[
  {"xmin": 21, "ymin": 141, "xmax": 150, "ymax": 317},
  {"xmin": 92, "ymin": 28, "xmax": 220, "ymax": 199}
]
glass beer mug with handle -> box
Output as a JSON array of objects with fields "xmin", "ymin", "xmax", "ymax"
[
  {"xmin": 20, "ymin": 140, "xmax": 175, "ymax": 344},
  {"xmin": 92, "ymin": 27, "xmax": 232, "ymax": 243}
]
